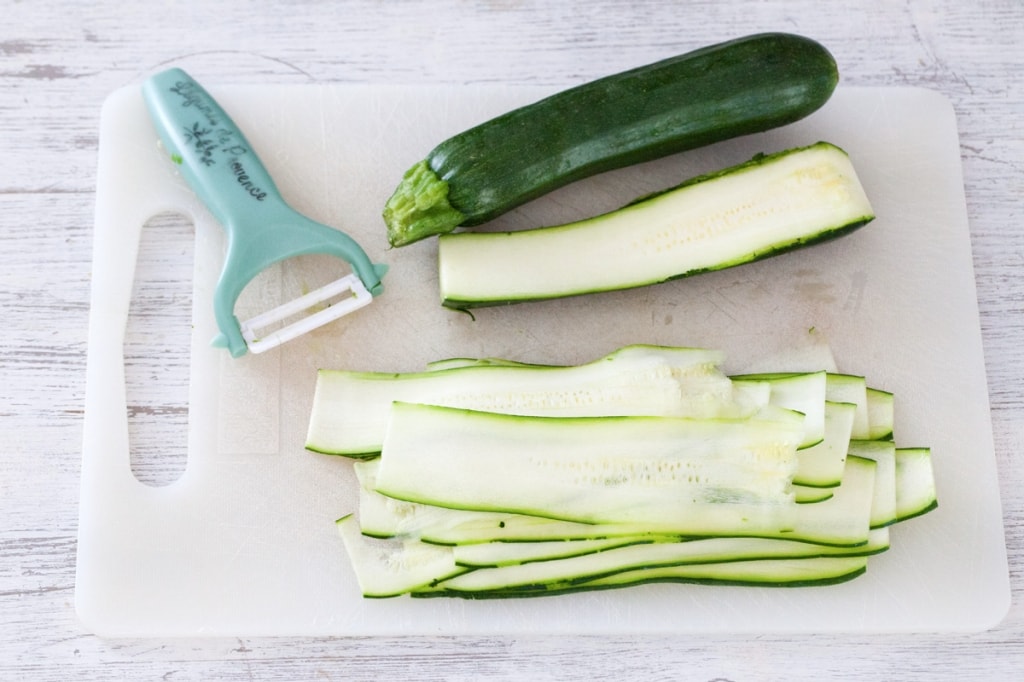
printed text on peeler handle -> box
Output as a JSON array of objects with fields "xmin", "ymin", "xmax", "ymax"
[{"xmin": 143, "ymin": 71, "xmax": 279, "ymax": 225}]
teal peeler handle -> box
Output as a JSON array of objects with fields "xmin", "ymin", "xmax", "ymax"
[{"xmin": 141, "ymin": 68, "xmax": 386, "ymax": 357}]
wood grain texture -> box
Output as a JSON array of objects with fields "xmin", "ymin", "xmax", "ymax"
[{"xmin": 1, "ymin": 0, "xmax": 1021, "ymax": 679}]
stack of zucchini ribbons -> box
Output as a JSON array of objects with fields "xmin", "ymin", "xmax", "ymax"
[{"xmin": 306, "ymin": 345, "xmax": 937, "ymax": 598}]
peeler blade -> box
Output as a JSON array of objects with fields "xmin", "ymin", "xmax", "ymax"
[{"xmin": 239, "ymin": 273, "xmax": 372, "ymax": 354}]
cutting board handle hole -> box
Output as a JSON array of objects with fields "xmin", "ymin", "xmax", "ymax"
[{"xmin": 125, "ymin": 212, "xmax": 196, "ymax": 487}]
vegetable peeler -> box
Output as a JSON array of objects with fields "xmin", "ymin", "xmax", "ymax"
[{"xmin": 141, "ymin": 68, "xmax": 387, "ymax": 358}]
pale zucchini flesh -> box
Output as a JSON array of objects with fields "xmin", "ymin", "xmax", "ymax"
[
  {"xmin": 452, "ymin": 537, "xmax": 656, "ymax": 568},
  {"xmin": 344, "ymin": 511, "xmax": 876, "ymax": 598},
  {"xmin": 793, "ymin": 484, "xmax": 835, "ymax": 503},
  {"xmin": 341, "ymin": 453, "xmax": 887, "ymax": 597},
  {"xmin": 866, "ymin": 387, "xmax": 896, "ymax": 440},
  {"xmin": 354, "ymin": 457, "xmax": 654, "ymax": 543},
  {"xmin": 577, "ymin": 556, "xmax": 869, "ymax": 591},
  {"xmin": 825, "ymin": 373, "xmax": 871, "ymax": 439},
  {"xmin": 848, "ymin": 440, "xmax": 898, "ymax": 528},
  {"xmin": 306, "ymin": 344, "xmax": 765, "ymax": 457},
  {"xmin": 335, "ymin": 514, "xmax": 464, "ymax": 598},
  {"xmin": 416, "ymin": 557, "xmax": 871, "ymax": 597},
  {"xmin": 452, "ymin": 527, "xmax": 890, "ymax": 570},
  {"xmin": 791, "ymin": 400, "xmax": 855, "ymax": 489},
  {"xmin": 374, "ymin": 401, "xmax": 805, "ymax": 533},
  {"xmin": 894, "ymin": 448, "xmax": 938, "ymax": 521},
  {"xmin": 438, "ymin": 142, "xmax": 874, "ymax": 308},
  {"xmin": 783, "ymin": 455, "xmax": 876, "ymax": 547},
  {"xmin": 432, "ymin": 531, "xmax": 889, "ymax": 592},
  {"xmin": 356, "ymin": 454, "xmax": 876, "ymax": 547},
  {"xmin": 732, "ymin": 371, "xmax": 828, "ymax": 449}
]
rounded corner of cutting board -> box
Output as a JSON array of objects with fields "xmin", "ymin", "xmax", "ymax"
[{"xmin": 73, "ymin": 581, "xmax": 114, "ymax": 638}]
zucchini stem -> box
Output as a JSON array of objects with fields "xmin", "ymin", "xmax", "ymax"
[{"xmin": 383, "ymin": 160, "xmax": 466, "ymax": 246}]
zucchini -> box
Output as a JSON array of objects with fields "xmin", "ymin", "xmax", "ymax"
[
  {"xmin": 339, "ymin": 457, "xmax": 884, "ymax": 598},
  {"xmin": 422, "ymin": 556, "xmax": 871, "ymax": 597},
  {"xmin": 428, "ymin": 531, "xmax": 889, "ymax": 593},
  {"xmin": 437, "ymin": 142, "xmax": 874, "ymax": 308},
  {"xmin": 825, "ymin": 373, "xmax": 871, "ymax": 439},
  {"xmin": 383, "ymin": 32, "xmax": 839, "ymax": 246},
  {"xmin": 372, "ymin": 402, "xmax": 879, "ymax": 546},
  {"xmin": 568, "ymin": 556, "xmax": 869, "ymax": 592},
  {"xmin": 866, "ymin": 387, "xmax": 895, "ymax": 440},
  {"xmin": 337, "ymin": 504, "xmax": 886, "ymax": 598},
  {"xmin": 732, "ymin": 370, "xmax": 828, "ymax": 449},
  {"xmin": 848, "ymin": 440, "xmax": 898, "ymax": 529},
  {"xmin": 306, "ymin": 344, "xmax": 769, "ymax": 457},
  {"xmin": 355, "ymin": 453, "xmax": 872, "ymax": 546},
  {"xmin": 452, "ymin": 537, "xmax": 654, "ymax": 568},
  {"xmin": 894, "ymin": 448, "xmax": 938, "ymax": 521},
  {"xmin": 323, "ymin": 347, "xmax": 940, "ymax": 599},
  {"xmin": 354, "ymin": 457, "xmax": 651, "ymax": 543},
  {"xmin": 793, "ymin": 485, "xmax": 834, "ymax": 504},
  {"xmin": 335, "ymin": 514, "xmax": 464, "ymax": 597},
  {"xmin": 374, "ymin": 402, "xmax": 805, "ymax": 532},
  {"xmin": 451, "ymin": 528, "xmax": 890, "ymax": 570},
  {"xmin": 791, "ymin": 401, "xmax": 855, "ymax": 489}
]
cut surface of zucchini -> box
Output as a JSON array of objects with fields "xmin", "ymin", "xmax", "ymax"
[
  {"xmin": 371, "ymin": 403, "xmax": 878, "ymax": 546},
  {"xmin": 307, "ymin": 345, "xmax": 765, "ymax": 457},
  {"xmin": 785, "ymin": 455, "xmax": 876, "ymax": 547},
  {"xmin": 356, "ymin": 455, "xmax": 873, "ymax": 547},
  {"xmin": 894, "ymin": 448, "xmax": 938, "ymax": 521},
  {"xmin": 441, "ymin": 530, "xmax": 890, "ymax": 590},
  {"xmin": 335, "ymin": 514, "xmax": 464, "ymax": 598},
  {"xmin": 825, "ymin": 373, "xmax": 871, "ymax": 439},
  {"xmin": 416, "ymin": 556, "xmax": 870, "ymax": 598},
  {"xmin": 791, "ymin": 400, "xmax": 855, "ymax": 488},
  {"xmin": 733, "ymin": 371, "xmax": 828, "ymax": 449},
  {"xmin": 576, "ymin": 556, "xmax": 870, "ymax": 591},
  {"xmin": 866, "ymin": 387, "xmax": 896, "ymax": 440},
  {"xmin": 438, "ymin": 142, "xmax": 874, "ymax": 308},
  {"xmin": 356, "ymin": 456, "xmax": 658, "ymax": 544},
  {"xmin": 848, "ymin": 440, "xmax": 898, "ymax": 529},
  {"xmin": 451, "ymin": 537, "xmax": 655, "ymax": 568},
  {"xmin": 375, "ymin": 402, "xmax": 804, "ymax": 533}
]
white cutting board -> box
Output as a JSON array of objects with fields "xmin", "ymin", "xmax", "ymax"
[{"xmin": 78, "ymin": 82, "xmax": 1009, "ymax": 636}]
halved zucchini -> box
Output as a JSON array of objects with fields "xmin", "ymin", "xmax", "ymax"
[{"xmin": 438, "ymin": 142, "xmax": 874, "ymax": 308}]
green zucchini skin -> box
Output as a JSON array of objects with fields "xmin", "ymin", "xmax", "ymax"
[{"xmin": 383, "ymin": 32, "xmax": 839, "ymax": 246}]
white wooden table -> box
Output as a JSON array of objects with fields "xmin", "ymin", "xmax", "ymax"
[{"xmin": 2, "ymin": 0, "xmax": 1022, "ymax": 678}]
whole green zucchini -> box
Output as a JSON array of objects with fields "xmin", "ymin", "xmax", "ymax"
[{"xmin": 383, "ymin": 32, "xmax": 839, "ymax": 246}]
